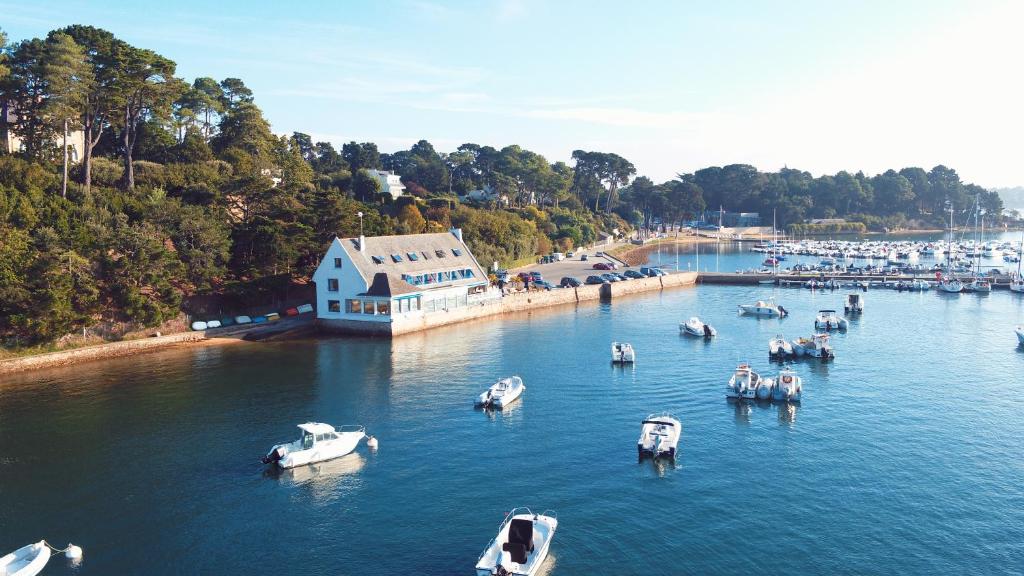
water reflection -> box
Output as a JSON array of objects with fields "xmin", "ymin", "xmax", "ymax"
[
  {"xmin": 265, "ymin": 452, "xmax": 366, "ymax": 493},
  {"xmin": 777, "ymin": 402, "xmax": 799, "ymax": 425},
  {"xmin": 730, "ymin": 399, "xmax": 752, "ymax": 424}
]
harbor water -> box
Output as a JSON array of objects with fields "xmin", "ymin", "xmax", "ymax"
[{"xmin": 2, "ymin": 237, "xmax": 1024, "ymax": 574}]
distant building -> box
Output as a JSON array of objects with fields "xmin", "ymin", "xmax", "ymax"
[
  {"xmin": 807, "ymin": 218, "xmax": 847, "ymax": 225},
  {"xmin": 458, "ymin": 184, "xmax": 507, "ymax": 205},
  {"xmin": 367, "ymin": 169, "xmax": 406, "ymax": 200},
  {"xmin": 312, "ymin": 228, "xmax": 491, "ymax": 335},
  {"xmin": 701, "ymin": 211, "xmax": 762, "ymax": 227},
  {"xmin": 1, "ymin": 100, "xmax": 85, "ymax": 160}
]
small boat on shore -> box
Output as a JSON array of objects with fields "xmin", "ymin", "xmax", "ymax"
[
  {"xmin": 771, "ymin": 368, "xmax": 802, "ymax": 402},
  {"xmin": 844, "ymin": 294, "xmax": 864, "ymax": 314},
  {"xmin": 262, "ymin": 423, "xmax": 366, "ymax": 469},
  {"xmin": 680, "ymin": 317, "xmax": 716, "ymax": 338},
  {"xmin": 476, "ymin": 376, "xmax": 525, "ymax": 409},
  {"xmin": 637, "ymin": 413, "xmax": 681, "ymax": 459},
  {"xmin": 738, "ymin": 299, "xmax": 788, "ymax": 317},
  {"xmin": 726, "ymin": 363, "xmax": 763, "ymax": 400},
  {"xmin": 769, "ymin": 335, "xmax": 794, "ymax": 359},
  {"xmin": 793, "ymin": 334, "xmax": 834, "ymax": 359},
  {"xmin": 815, "ymin": 310, "xmax": 848, "ymax": 331},
  {"xmin": 475, "ymin": 508, "xmax": 557, "ymax": 576},
  {"xmin": 611, "ymin": 342, "xmax": 635, "ymax": 363},
  {"xmin": 0, "ymin": 541, "xmax": 49, "ymax": 576}
]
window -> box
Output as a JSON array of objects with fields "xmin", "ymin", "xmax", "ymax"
[
  {"xmin": 435, "ymin": 250, "xmax": 446, "ymax": 258},
  {"xmin": 328, "ymin": 300, "xmax": 341, "ymax": 312},
  {"xmin": 347, "ymin": 299, "xmax": 361, "ymax": 313},
  {"xmin": 372, "ymin": 256, "xmax": 385, "ymax": 265},
  {"xmin": 376, "ymin": 301, "xmax": 390, "ymax": 315},
  {"xmin": 333, "ymin": 257, "xmax": 342, "ymax": 268},
  {"xmin": 466, "ymin": 269, "xmax": 474, "ymax": 278},
  {"xmin": 363, "ymin": 301, "xmax": 375, "ymax": 314},
  {"xmin": 391, "ymin": 254, "xmax": 403, "ymax": 263},
  {"xmin": 327, "ymin": 278, "xmax": 339, "ymax": 292},
  {"xmin": 452, "ymin": 248, "xmax": 463, "ymax": 257},
  {"xmin": 421, "ymin": 251, "xmax": 431, "ymax": 260},
  {"xmin": 407, "ymin": 252, "xmax": 419, "ymax": 261}
]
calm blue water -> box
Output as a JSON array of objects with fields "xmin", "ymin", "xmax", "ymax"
[{"xmin": 2, "ymin": 245, "xmax": 1024, "ymax": 574}]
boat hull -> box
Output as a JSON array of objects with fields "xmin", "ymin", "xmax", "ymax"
[
  {"xmin": 0, "ymin": 541, "xmax": 49, "ymax": 576},
  {"xmin": 275, "ymin": 433, "xmax": 364, "ymax": 469}
]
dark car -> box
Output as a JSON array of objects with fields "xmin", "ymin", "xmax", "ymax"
[
  {"xmin": 560, "ymin": 277, "xmax": 582, "ymax": 288},
  {"xmin": 585, "ymin": 275, "xmax": 606, "ymax": 285},
  {"xmin": 581, "ymin": 254, "xmax": 589, "ymax": 261},
  {"xmin": 601, "ymin": 273, "xmax": 620, "ymax": 282},
  {"xmin": 593, "ymin": 262, "xmax": 612, "ymax": 271},
  {"xmin": 533, "ymin": 280, "xmax": 556, "ymax": 290},
  {"xmin": 624, "ymin": 270, "xmax": 645, "ymax": 279},
  {"xmin": 529, "ymin": 271, "xmax": 543, "ymax": 281}
]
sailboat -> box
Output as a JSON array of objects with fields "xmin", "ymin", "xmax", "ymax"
[
  {"xmin": 938, "ymin": 201, "xmax": 963, "ymax": 294},
  {"xmin": 967, "ymin": 200, "xmax": 991, "ymax": 293},
  {"xmin": 1011, "ymin": 231, "xmax": 1024, "ymax": 293}
]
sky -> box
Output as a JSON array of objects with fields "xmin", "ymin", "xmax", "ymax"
[{"xmin": 4, "ymin": 0, "xmax": 1024, "ymax": 187}]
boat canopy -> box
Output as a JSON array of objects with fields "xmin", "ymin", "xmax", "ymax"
[{"xmin": 297, "ymin": 422, "xmax": 335, "ymax": 435}]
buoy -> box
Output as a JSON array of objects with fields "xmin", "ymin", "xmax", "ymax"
[
  {"xmin": 366, "ymin": 435, "xmax": 379, "ymax": 450},
  {"xmin": 65, "ymin": 544, "xmax": 83, "ymax": 560}
]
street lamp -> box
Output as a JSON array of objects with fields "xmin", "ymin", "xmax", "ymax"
[{"xmin": 357, "ymin": 211, "xmax": 364, "ymax": 237}]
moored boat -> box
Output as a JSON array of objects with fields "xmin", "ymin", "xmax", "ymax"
[
  {"xmin": 680, "ymin": 317, "xmax": 716, "ymax": 338},
  {"xmin": 844, "ymin": 294, "xmax": 864, "ymax": 314},
  {"xmin": 793, "ymin": 333, "xmax": 834, "ymax": 359},
  {"xmin": 476, "ymin": 376, "xmax": 526, "ymax": 409},
  {"xmin": 0, "ymin": 541, "xmax": 49, "ymax": 576},
  {"xmin": 262, "ymin": 423, "xmax": 367, "ymax": 469},
  {"xmin": 814, "ymin": 310, "xmax": 848, "ymax": 331},
  {"xmin": 737, "ymin": 299, "xmax": 788, "ymax": 317},
  {"xmin": 771, "ymin": 368, "xmax": 802, "ymax": 402},
  {"xmin": 726, "ymin": 363, "xmax": 763, "ymax": 400},
  {"xmin": 475, "ymin": 508, "xmax": 557, "ymax": 576},
  {"xmin": 637, "ymin": 413, "xmax": 681, "ymax": 459},
  {"xmin": 768, "ymin": 335, "xmax": 794, "ymax": 359},
  {"xmin": 611, "ymin": 342, "xmax": 636, "ymax": 363}
]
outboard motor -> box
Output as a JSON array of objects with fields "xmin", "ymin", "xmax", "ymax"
[
  {"xmin": 703, "ymin": 324, "xmax": 713, "ymax": 338},
  {"xmin": 778, "ymin": 305, "xmax": 788, "ymax": 317},
  {"xmin": 262, "ymin": 446, "xmax": 287, "ymax": 465}
]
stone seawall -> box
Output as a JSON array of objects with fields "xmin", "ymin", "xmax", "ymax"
[{"xmin": 319, "ymin": 272, "xmax": 698, "ymax": 336}]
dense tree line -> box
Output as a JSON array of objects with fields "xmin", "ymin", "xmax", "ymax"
[{"xmin": 0, "ymin": 25, "xmax": 1006, "ymax": 348}]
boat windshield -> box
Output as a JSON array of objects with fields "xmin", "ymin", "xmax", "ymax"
[{"xmin": 302, "ymin": 431, "xmax": 315, "ymax": 450}]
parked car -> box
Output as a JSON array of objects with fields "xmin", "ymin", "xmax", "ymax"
[
  {"xmin": 595, "ymin": 251, "xmax": 605, "ymax": 257},
  {"xmin": 640, "ymin": 266, "xmax": 666, "ymax": 277},
  {"xmin": 611, "ymin": 273, "xmax": 628, "ymax": 281},
  {"xmin": 566, "ymin": 252, "xmax": 575, "ymax": 258},
  {"xmin": 533, "ymin": 280, "xmax": 556, "ymax": 290},
  {"xmin": 560, "ymin": 276, "xmax": 582, "ymax": 288},
  {"xmin": 593, "ymin": 262, "xmax": 612, "ymax": 271},
  {"xmin": 517, "ymin": 272, "xmax": 532, "ymax": 281},
  {"xmin": 601, "ymin": 273, "xmax": 620, "ymax": 283},
  {"xmin": 585, "ymin": 275, "xmax": 606, "ymax": 285},
  {"xmin": 624, "ymin": 270, "xmax": 645, "ymax": 279},
  {"xmin": 581, "ymin": 254, "xmax": 589, "ymax": 261},
  {"xmin": 529, "ymin": 271, "xmax": 543, "ymax": 281}
]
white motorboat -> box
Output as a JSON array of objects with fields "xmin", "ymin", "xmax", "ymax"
[
  {"xmin": 262, "ymin": 423, "xmax": 366, "ymax": 469},
  {"xmin": 637, "ymin": 413, "xmax": 682, "ymax": 459},
  {"xmin": 475, "ymin": 508, "xmax": 557, "ymax": 576},
  {"xmin": 0, "ymin": 542, "xmax": 49, "ymax": 576},
  {"xmin": 476, "ymin": 376, "xmax": 526, "ymax": 409},
  {"xmin": 772, "ymin": 368, "xmax": 802, "ymax": 402},
  {"xmin": 737, "ymin": 299, "xmax": 788, "ymax": 317},
  {"xmin": 768, "ymin": 335, "xmax": 794, "ymax": 359},
  {"xmin": 680, "ymin": 317, "xmax": 716, "ymax": 338},
  {"xmin": 726, "ymin": 363, "xmax": 763, "ymax": 400},
  {"xmin": 844, "ymin": 294, "xmax": 864, "ymax": 314},
  {"xmin": 1017, "ymin": 326, "xmax": 1024, "ymax": 345},
  {"xmin": 814, "ymin": 310, "xmax": 848, "ymax": 331},
  {"xmin": 611, "ymin": 342, "xmax": 635, "ymax": 363},
  {"xmin": 793, "ymin": 333, "xmax": 834, "ymax": 359}
]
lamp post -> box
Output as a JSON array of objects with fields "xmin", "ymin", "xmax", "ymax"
[{"xmin": 357, "ymin": 211, "xmax": 364, "ymax": 237}]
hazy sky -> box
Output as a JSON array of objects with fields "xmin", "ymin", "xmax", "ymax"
[{"xmin": 4, "ymin": 0, "xmax": 1023, "ymax": 186}]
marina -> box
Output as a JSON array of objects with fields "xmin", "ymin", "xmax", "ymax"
[{"xmin": 3, "ymin": 276, "xmax": 1023, "ymax": 574}]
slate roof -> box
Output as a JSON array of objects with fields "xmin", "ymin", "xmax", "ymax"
[
  {"xmin": 338, "ymin": 231, "xmax": 487, "ymax": 291},
  {"xmin": 361, "ymin": 272, "xmax": 420, "ymax": 297}
]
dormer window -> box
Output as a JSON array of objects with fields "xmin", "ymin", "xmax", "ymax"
[
  {"xmin": 407, "ymin": 252, "xmax": 419, "ymax": 261},
  {"xmin": 371, "ymin": 256, "xmax": 385, "ymax": 265},
  {"xmin": 452, "ymin": 248, "xmax": 463, "ymax": 257},
  {"xmin": 391, "ymin": 254, "xmax": 403, "ymax": 263}
]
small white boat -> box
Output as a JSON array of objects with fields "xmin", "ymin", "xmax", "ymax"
[
  {"xmin": 190, "ymin": 321, "xmax": 208, "ymax": 331},
  {"xmin": 0, "ymin": 541, "xmax": 48, "ymax": 576},
  {"xmin": 1017, "ymin": 326, "xmax": 1024, "ymax": 345},
  {"xmin": 814, "ymin": 310, "xmax": 848, "ymax": 331},
  {"xmin": 793, "ymin": 333, "xmax": 834, "ymax": 359},
  {"xmin": 938, "ymin": 278, "xmax": 963, "ymax": 293},
  {"xmin": 908, "ymin": 279, "xmax": 931, "ymax": 292},
  {"xmin": 637, "ymin": 413, "xmax": 681, "ymax": 459},
  {"xmin": 968, "ymin": 279, "xmax": 992, "ymax": 293},
  {"xmin": 206, "ymin": 319, "xmax": 222, "ymax": 329},
  {"xmin": 771, "ymin": 368, "xmax": 802, "ymax": 402},
  {"xmin": 844, "ymin": 294, "xmax": 864, "ymax": 314},
  {"xmin": 680, "ymin": 317, "xmax": 716, "ymax": 338},
  {"xmin": 611, "ymin": 342, "xmax": 635, "ymax": 363},
  {"xmin": 475, "ymin": 508, "xmax": 557, "ymax": 576},
  {"xmin": 476, "ymin": 376, "xmax": 525, "ymax": 409},
  {"xmin": 235, "ymin": 315, "xmax": 252, "ymax": 324},
  {"xmin": 768, "ymin": 335, "xmax": 794, "ymax": 359},
  {"xmin": 737, "ymin": 299, "xmax": 788, "ymax": 317},
  {"xmin": 726, "ymin": 363, "xmax": 763, "ymax": 400},
  {"xmin": 262, "ymin": 423, "xmax": 366, "ymax": 469}
]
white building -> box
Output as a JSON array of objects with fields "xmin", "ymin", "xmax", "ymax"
[
  {"xmin": 312, "ymin": 228, "xmax": 492, "ymax": 335},
  {"xmin": 367, "ymin": 169, "xmax": 406, "ymax": 200},
  {"xmin": 459, "ymin": 184, "xmax": 507, "ymax": 205}
]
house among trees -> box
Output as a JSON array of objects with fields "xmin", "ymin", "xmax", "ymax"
[
  {"xmin": 312, "ymin": 228, "xmax": 490, "ymax": 335},
  {"xmin": 367, "ymin": 169, "xmax": 406, "ymax": 200},
  {"xmin": 1, "ymin": 101, "xmax": 85, "ymax": 160}
]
